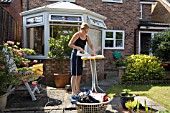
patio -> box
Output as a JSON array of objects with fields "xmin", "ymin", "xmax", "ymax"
[{"xmin": 3, "ymin": 77, "xmax": 168, "ymax": 113}]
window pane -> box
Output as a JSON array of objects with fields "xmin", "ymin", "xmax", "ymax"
[
  {"xmin": 105, "ymin": 40, "xmax": 113, "ymax": 47},
  {"xmin": 27, "ymin": 26, "xmax": 44, "ymax": 55},
  {"xmin": 50, "ymin": 25, "xmax": 78, "ymax": 57},
  {"xmin": 116, "ymin": 32, "xmax": 123, "ymax": 39},
  {"xmin": 50, "ymin": 15, "xmax": 82, "ymax": 22},
  {"xmin": 106, "ymin": 32, "xmax": 113, "ymax": 38},
  {"xmin": 26, "ymin": 15, "xmax": 43, "ymax": 24},
  {"xmin": 116, "ymin": 40, "xmax": 123, "ymax": 47}
]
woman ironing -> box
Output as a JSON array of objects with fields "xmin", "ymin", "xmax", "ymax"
[{"xmin": 68, "ymin": 23, "xmax": 95, "ymax": 95}]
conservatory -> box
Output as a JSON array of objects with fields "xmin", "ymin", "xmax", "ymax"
[{"xmin": 20, "ymin": 2, "xmax": 107, "ymax": 59}]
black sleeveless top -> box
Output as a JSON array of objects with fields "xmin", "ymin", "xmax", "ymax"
[{"xmin": 74, "ymin": 36, "xmax": 87, "ymax": 49}]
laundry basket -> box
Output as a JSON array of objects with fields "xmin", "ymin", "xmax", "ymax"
[{"xmin": 76, "ymin": 98, "xmax": 112, "ymax": 113}]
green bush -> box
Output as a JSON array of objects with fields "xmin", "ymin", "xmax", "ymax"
[
  {"xmin": 150, "ymin": 30, "xmax": 170, "ymax": 62},
  {"xmin": 115, "ymin": 59, "xmax": 126, "ymax": 67},
  {"xmin": 123, "ymin": 54, "xmax": 164, "ymax": 81}
]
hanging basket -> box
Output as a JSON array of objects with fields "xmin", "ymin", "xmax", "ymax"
[{"xmin": 54, "ymin": 73, "xmax": 70, "ymax": 88}]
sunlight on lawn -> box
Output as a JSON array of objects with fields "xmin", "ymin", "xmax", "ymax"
[
  {"xmin": 147, "ymin": 86, "xmax": 170, "ymax": 110},
  {"xmin": 107, "ymin": 84, "xmax": 170, "ymax": 110}
]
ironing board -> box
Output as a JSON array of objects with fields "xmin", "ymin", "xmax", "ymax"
[{"xmin": 81, "ymin": 55, "xmax": 105, "ymax": 92}]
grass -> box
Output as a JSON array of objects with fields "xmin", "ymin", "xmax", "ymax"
[{"xmin": 106, "ymin": 84, "xmax": 170, "ymax": 110}]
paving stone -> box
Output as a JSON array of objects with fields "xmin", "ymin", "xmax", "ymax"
[{"xmin": 135, "ymin": 96, "xmax": 168, "ymax": 111}]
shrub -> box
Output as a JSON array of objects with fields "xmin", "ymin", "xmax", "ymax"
[
  {"xmin": 123, "ymin": 54, "xmax": 164, "ymax": 81},
  {"xmin": 150, "ymin": 30, "xmax": 170, "ymax": 62},
  {"xmin": 115, "ymin": 59, "xmax": 126, "ymax": 67}
]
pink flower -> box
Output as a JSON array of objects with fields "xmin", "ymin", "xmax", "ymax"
[
  {"xmin": 0, "ymin": 66, "xmax": 5, "ymax": 70},
  {"xmin": 22, "ymin": 61, "xmax": 29, "ymax": 67},
  {"xmin": 0, "ymin": 57, "xmax": 3, "ymax": 60},
  {"xmin": 32, "ymin": 81, "xmax": 37, "ymax": 86},
  {"xmin": 13, "ymin": 49, "xmax": 18, "ymax": 53},
  {"xmin": 23, "ymin": 79, "xmax": 28, "ymax": 82},
  {"xmin": 7, "ymin": 41, "xmax": 14, "ymax": 45},
  {"xmin": 18, "ymin": 52, "xmax": 23, "ymax": 56}
]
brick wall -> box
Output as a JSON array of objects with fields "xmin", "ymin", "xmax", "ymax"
[
  {"xmin": 42, "ymin": 58, "xmax": 104, "ymax": 85},
  {"xmin": 43, "ymin": 59, "xmax": 70, "ymax": 85},
  {"xmin": 142, "ymin": 4, "xmax": 152, "ymax": 20}
]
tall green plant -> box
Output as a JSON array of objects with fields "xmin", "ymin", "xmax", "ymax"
[
  {"xmin": 150, "ymin": 30, "xmax": 170, "ymax": 62},
  {"xmin": 48, "ymin": 35, "xmax": 72, "ymax": 73},
  {"xmin": 124, "ymin": 54, "xmax": 164, "ymax": 81}
]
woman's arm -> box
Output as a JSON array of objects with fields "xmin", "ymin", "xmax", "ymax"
[{"xmin": 68, "ymin": 32, "xmax": 84, "ymax": 53}]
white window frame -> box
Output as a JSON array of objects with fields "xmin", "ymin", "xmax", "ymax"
[
  {"xmin": 49, "ymin": 14, "xmax": 83, "ymax": 23},
  {"xmin": 44, "ymin": 0, "xmax": 75, "ymax": 2},
  {"xmin": 140, "ymin": 4, "xmax": 142, "ymax": 19},
  {"xmin": 88, "ymin": 16, "xmax": 107, "ymax": 29},
  {"xmin": 102, "ymin": 30, "xmax": 125, "ymax": 50},
  {"xmin": 102, "ymin": 0, "xmax": 123, "ymax": 3}
]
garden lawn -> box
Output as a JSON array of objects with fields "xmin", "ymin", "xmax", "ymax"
[{"xmin": 107, "ymin": 84, "xmax": 170, "ymax": 110}]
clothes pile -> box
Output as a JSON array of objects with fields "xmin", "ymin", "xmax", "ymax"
[{"xmin": 70, "ymin": 88, "xmax": 108, "ymax": 104}]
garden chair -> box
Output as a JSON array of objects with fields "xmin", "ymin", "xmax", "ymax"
[{"xmin": 2, "ymin": 48, "xmax": 43, "ymax": 101}]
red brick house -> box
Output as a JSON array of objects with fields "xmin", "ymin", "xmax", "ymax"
[{"xmin": 1, "ymin": 0, "xmax": 170, "ymax": 84}]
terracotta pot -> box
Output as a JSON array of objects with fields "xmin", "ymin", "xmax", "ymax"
[{"xmin": 54, "ymin": 73, "xmax": 70, "ymax": 88}]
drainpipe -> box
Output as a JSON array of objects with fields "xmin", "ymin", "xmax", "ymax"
[
  {"xmin": 134, "ymin": 29, "xmax": 137, "ymax": 55},
  {"xmin": 134, "ymin": 25, "xmax": 139, "ymax": 55},
  {"xmin": 27, "ymin": 0, "xmax": 29, "ymax": 10}
]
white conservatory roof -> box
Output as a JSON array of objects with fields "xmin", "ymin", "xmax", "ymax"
[{"xmin": 20, "ymin": 2, "xmax": 106, "ymax": 20}]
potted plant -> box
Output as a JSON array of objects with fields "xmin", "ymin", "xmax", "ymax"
[
  {"xmin": 48, "ymin": 35, "xmax": 72, "ymax": 88},
  {"xmin": 115, "ymin": 59, "xmax": 126, "ymax": 68},
  {"xmin": 120, "ymin": 89, "xmax": 136, "ymax": 109},
  {"xmin": 125, "ymin": 100, "xmax": 137, "ymax": 113},
  {"xmin": 0, "ymin": 47, "xmax": 18, "ymax": 112},
  {"xmin": 0, "ymin": 41, "xmax": 36, "ymax": 111}
]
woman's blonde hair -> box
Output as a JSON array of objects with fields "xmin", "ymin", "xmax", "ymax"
[{"xmin": 80, "ymin": 23, "xmax": 89, "ymax": 29}]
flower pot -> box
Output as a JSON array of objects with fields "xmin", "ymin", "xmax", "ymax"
[
  {"xmin": 0, "ymin": 93, "xmax": 8, "ymax": 112},
  {"xmin": 54, "ymin": 73, "xmax": 70, "ymax": 88},
  {"xmin": 120, "ymin": 93, "xmax": 135, "ymax": 109},
  {"xmin": 0, "ymin": 86, "xmax": 15, "ymax": 112}
]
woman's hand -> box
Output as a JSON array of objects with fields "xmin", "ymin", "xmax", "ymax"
[
  {"xmin": 91, "ymin": 51, "xmax": 96, "ymax": 56},
  {"xmin": 78, "ymin": 47, "xmax": 84, "ymax": 53}
]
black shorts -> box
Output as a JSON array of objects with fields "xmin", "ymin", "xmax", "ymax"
[{"xmin": 70, "ymin": 49, "xmax": 83, "ymax": 76}]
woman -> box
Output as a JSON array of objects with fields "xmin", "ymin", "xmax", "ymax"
[{"xmin": 68, "ymin": 23, "xmax": 95, "ymax": 95}]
